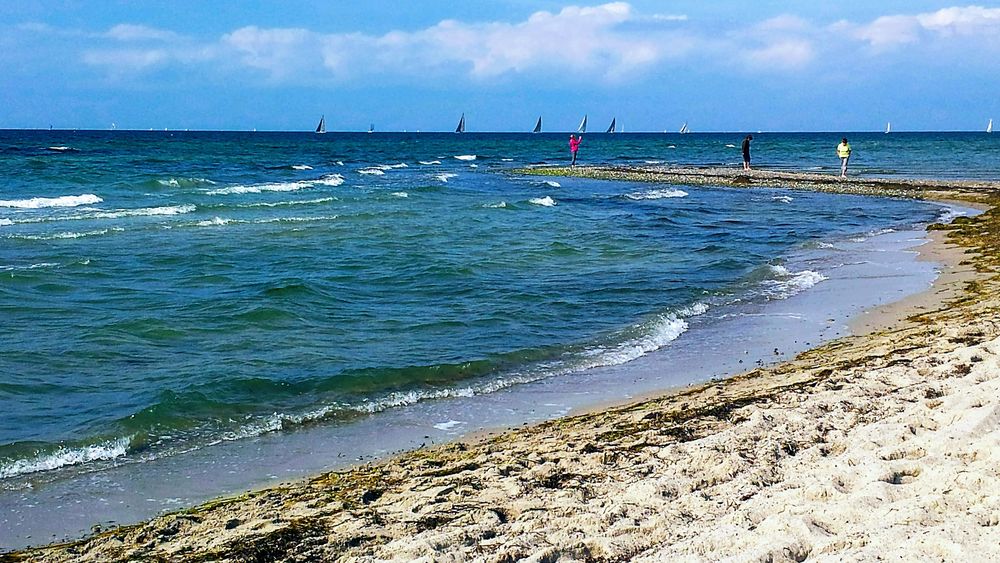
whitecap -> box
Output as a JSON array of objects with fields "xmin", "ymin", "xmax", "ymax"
[
  {"xmin": 391, "ymin": 192, "xmax": 409, "ymax": 198},
  {"xmin": 314, "ymin": 174, "xmax": 345, "ymax": 186},
  {"xmin": 469, "ymin": 164, "xmax": 479, "ymax": 168},
  {"xmin": 530, "ymin": 196, "xmax": 556, "ymax": 207},
  {"xmin": 358, "ymin": 168, "xmax": 386, "ymax": 176},
  {"xmin": 237, "ymin": 197, "xmax": 337, "ymax": 208},
  {"xmin": 0, "ymin": 194, "xmax": 103, "ymax": 209},
  {"xmin": 454, "ymin": 154, "xmax": 477, "ymax": 161},
  {"xmin": 501, "ymin": 158, "xmax": 514, "ymax": 162},
  {"xmin": 291, "ymin": 164, "xmax": 313, "ymax": 170},
  {"xmin": 726, "ymin": 144, "xmax": 737, "ymax": 148},
  {"xmin": 624, "ymin": 188, "xmax": 687, "ymax": 200},
  {"xmin": 85, "ymin": 205, "xmax": 196, "ymax": 219},
  {"xmin": 0, "ymin": 437, "xmax": 130, "ymax": 479},
  {"xmin": 484, "ymin": 201, "xmax": 507, "ymax": 208},
  {"xmin": 197, "ymin": 217, "xmax": 230, "ymax": 227},
  {"xmin": 0, "ymin": 218, "xmax": 12, "ymax": 226},
  {"xmin": 46, "ymin": 146, "xmax": 73, "ymax": 152},
  {"xmin": 772, "ymin": 196, "xmax": 793, "ymax": 203},
  {"xmin": 208, "ymin": 182, "xmax": 311, "ymax": 195},
  {"xmin": 435, "ymin": 173, "xmax": 458, "ymax": 183},
  {"xmin": 544, "ymin": 181, "xmax": 561, "ymax": 188},
  {"xmin": 14, "ymin": 229, "xmax": 112, "ymax": 240},
  {"xmin": 644, "ymin": 160, "xmax": 663, "ymax": 164},
  {"xmin": 763, "ymin": 266, "xmax": 828, "ymax": 299},
  {"xmin": 419, "ymin": 160, "xmax": 441, "ymax": 165}
]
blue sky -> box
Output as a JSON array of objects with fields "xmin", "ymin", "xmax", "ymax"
[{"xmin": 2, "ymin": 1, "xmax": 998, "ymax": 132}]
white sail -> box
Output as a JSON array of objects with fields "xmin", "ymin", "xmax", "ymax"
[
  {"xmin": 885, "ymin": 121, "xmax": 891, "ymax": 134},
  {"xmin": 315, "ymin": 115, "xmax": 326, "ymax": 134},
  {"xmin": 679, "ymin": 122, "xmax": 689, "ymax": 134},
  {"xmin": 988, "ymin": 119, "xmax": 993, "ymax": 133},
  {"xmin": 577, "ymin": 115, "xmax": 588, "ymax": 134}
]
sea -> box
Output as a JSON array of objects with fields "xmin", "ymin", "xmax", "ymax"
[{"xmin": 0, "ymin": 130, "xmax": 995, "ymax": 548}]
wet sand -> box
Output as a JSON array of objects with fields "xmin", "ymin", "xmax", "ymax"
[{"xmin": 5, "ymin": 169, "xmax": 1000, "ymax": 562}]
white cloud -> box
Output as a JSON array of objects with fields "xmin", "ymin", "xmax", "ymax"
[
  {"xmin": 847, "ymin": 6, "xmax": 1000, "ymax": 49},
  {"xmin": 104, "ymin": 24, "xmax": 180, "ymax": 42}
]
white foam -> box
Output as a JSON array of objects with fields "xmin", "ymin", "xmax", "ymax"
[
  {"xmin": 432, "ymin": 420, "xmax": 465, "ymax": 431},
  {"xmin": 87, "ymin": 205, "xmax": 196, "ymax": 219},
  {"xmin": 585, "ymin": 315, "xmax": 689, "ymax": 367},
  {"xmin": 501, "ymin": 158, "xmax": 514, "ymax": 162},
  {"xmin": 469, "ymin": 164, "xmax": 479, "ymax": 168},
  {"xmin": 484, "ymin": 201, "xmax": 507, "ymax": 208},
  {"xmin": 391, "ymin": 192, "xmax": 409, "ymax": 198},
  {"xmin": 0, "ymin": 194, "xmax": 102, "ymax": 209},
  {"xmin": 0, "ymin": 437, "xmax": 130, "ymax": 479},
  {"xmin": 545, "ymin": 181, "xmax": 561, "ymax": 188},
  {"xmin": 208, "ymin": 182, "xmax": 311, "ymax": 195},
  {"xmin": 625, "ymin": 188, "xmax": 687, "ymax": 200},
  {"xmin": 937, "ymin": 207, "xmax": 967, "ymax": 223},
  {"xmin": 530, "ymin": 196, "xmax": 556, "ymax": 207},
  {"xmin": 238, "ymin": 197, "xmax": 337, "ymax": 208},
  {"xmin": 726, "ymin": 143, "xmax": 737, "ymax": 148},
  {"xmin": 454, "ymin": 154, "xmax": 477, "ymax": 161},
  {"xmin": 291, "ymin": 164, "xmax": 313, "ymax": 170},
  {"xmin": 644, "ymin": 160, "xmax": 663, "ymax": 164},
  {"xmin": 46, "ymin": 146, "xmax": 72, "ymax": 151},
  {"xmin": 15, "ymin": 229, "xmax": 113, "ymax": 240},
  {"xmin": 314, "ymin": 174, "xmax": 345, "ymax": 186},
  {"xmin": 764, "ymin": 266, "xmax": 828, "ymax": 298},
  {"xmin": 0, "ymin": 262, "xmax": 59, "ymax": 272},
  {"xmin": 197, "ymin": 217, "xmax": 230, "ymax": 227},
  {"xmin": 157, "ymin": 177, "xmax": 216, "ymax": 187},
  {"xmin": 435, "ymin": 173, "xmax": 458, "ymax": 183},
  {"xmin": 773, "ymin": 195, "xmax": 793, "ymax": 203},
  {"xmin": 358, "ymin": 168, "xmax": 386, "ymax": 176},
  {"xmin": 419, "ymin": 160, "xmax": 441, "ymax": 165},
  {"xmin": 0, "ymin": 218, "xmax": 12, "ymax": 226}
]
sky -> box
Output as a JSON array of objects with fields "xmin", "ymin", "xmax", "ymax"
[{"xmin": 2, "ymin": 1, "xmax": 999, "ymax": 132}]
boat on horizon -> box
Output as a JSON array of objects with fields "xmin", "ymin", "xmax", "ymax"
[
  {"xmin": 606, "ymin": 118, "xmax": 616, "ymax": 134},
  {"xmin": 679, "ymin": 122, "xmax": 690, "ymax": 134},
  {"xmin": 885, "ymin": 121, "xmax": 891, "ymax": 134},
  {"xmin": 532, "ymin": 116, "xmax": 542, "ymax": 133},
  {"xmin": 368, "ymin": 123, "xmax": 374, "ymax": 134},
  {"xmin": 455, "ymin": 113, "xmax": 466, "ymax": 133},
  {"xmin": 988, "ymin": 119, "xmax": 993, "ymax": 134},
  {"xmin": 577, "ymin": 115, "xmax": 588, "ymax": 134},
  {"xmin": 315, "ymin": 115, "xmax": 326, "ymax": 134}
]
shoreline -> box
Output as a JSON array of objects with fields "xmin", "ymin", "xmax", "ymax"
[{"xmin": 6, "ymin": 169, "xmax": 1000, "ymax": 561}]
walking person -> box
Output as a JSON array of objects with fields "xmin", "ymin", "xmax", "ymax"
[
  {"xmin": 569, "ymin": 134, "xmax": 582, "ymax": 165},
  {"xmin": 741, "ymin": 134, "xmax": 753, "ymax": 171},
  {"xmin": 837, "ymin": 137, "xmax": 852, "ymax": 178}
]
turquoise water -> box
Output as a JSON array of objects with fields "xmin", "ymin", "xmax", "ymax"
[{"xmin": 0, "ymin": 130, "xmax": 979, "ymax": 490}]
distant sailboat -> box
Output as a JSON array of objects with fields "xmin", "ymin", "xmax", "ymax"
[
  {"xmin": 532, "ymin": 116, "xmax": 542, "ymax": 133},
  {"xmin": 679, "ymin": 122, "xmax": 690, "ymax": 134},
  {"xmin": 455, "ymin": 113, "xmax": 466, "ymax": 133},
  {"xmin": 606, "ymin": 118, "xmax": 616, "ymax": 134},
  {"xmin": 988, "ymin": 119, "xmax": 993, "ymax": 133},
  {"xmin": 368, "ymin": 123, "xmax": 374, "ymax": 134},
  {"xmin": 577, "ymin": 115, "xmax": 588, "ymax": 134},
  {"xmin": 315, "ymin": 115, "xmax": 326, "ymax": 134},
  {"xmin": 884, "ymin": 121, "xmax": 891, "ymax": 134}
]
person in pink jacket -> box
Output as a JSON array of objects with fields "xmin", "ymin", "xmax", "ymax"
[{"xmin": 569, "ymin": 135, "xmax": 582, "ymax": 165}]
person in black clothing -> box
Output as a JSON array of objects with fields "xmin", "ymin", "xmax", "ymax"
[{"xmin": 742, "ymin": 135, "xmax": 753, "ymax": 171}]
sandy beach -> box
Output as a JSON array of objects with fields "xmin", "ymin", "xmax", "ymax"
[{"xmin": 5, "ymin": 168, "xmax": 1000, "ymax": 562}]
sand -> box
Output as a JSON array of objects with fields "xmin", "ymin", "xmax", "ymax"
[{"xmin": 5, "ymin": 169, "xmax": 1000, "ymax": 562}]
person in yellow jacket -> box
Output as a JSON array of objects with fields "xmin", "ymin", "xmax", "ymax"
[{"xmin": 837, "ymin": 137, "xmax": 852, "ymax": 178}]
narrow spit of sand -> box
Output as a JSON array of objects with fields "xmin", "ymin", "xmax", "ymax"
[{"xmin": 6, "ymin": 168, "xmax": 1000, "ymax": 563}]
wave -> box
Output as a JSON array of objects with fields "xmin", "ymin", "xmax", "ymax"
[
  {"xmin": 0, "ymin": 194, "xmax": 103, "ymax": 209},
  {"xmin": 0, "ymin": 218, "xmax": 12, "ymax": 226},
  {"xmin": 208, "ymin": 181, "xmax": 312, "ymax": 195},
  {"xmin": 419, "ymin": 160, "xmax": 441, "ymax": 165},
  {"xmin": 154, "ymin": 177, "xmax": 217, "ymax": 188},
  {"xmin": 314, "ymin": 174, "xmax": 345, "ymax": 186},
  {"xmin": 762, "ymin": 265, "xmax": 828, "ymax": 299},
  {"xmin": 358, "ymin": 168, "xmax": 385, "ymax": 176},
  {"xmin": 234, "ymin": 197, "xmax": 337, "ymax": 209},
  {"xmin": 11, "ymin": 228, "xmax": 122, "ymax": 240},
  {"xmin": 0, "ymin": 437, "xmax": 130, "ymax": 479},
  {"xmin": 197, "ymin": 217, "xmax": 231, "ymax": 227},
  {"xmin": 435, "ymin": 173, "xmax": 458, "ymax": 183},
  {"xmin": 544, "ymin": 181, "xmax": 561, "ymax": 188},
  {"xmin": 624, "ymin": 188, "xmax": 687, "ymax": 200},
  {"xmin": 390, "ymin": 192, "xmax": 409, "ymax": 198},
  {"xmin": 85, "ymin": 205, "xmax": 196, "ymax": 219},
  {"xmin": 45, "ymin": 146, "xmax": 78, "ymax": 152},
  {"xmin": 454, "ymin": 154, "xmax": 477, "ymax": 161},
  {"xmin": 484, "ymin": 201, "xmax": 507, "ymax": 208},
  {"xmin": 0, "ymin": 262, "xmax": 59, "ymax": 272},
  {"xmin": 772, "ymin": 196, "xmax": 793, "ymax": 203},
  {"xmin": 530, "ymin": 196, "xmax": 556, "ymax": 207}
]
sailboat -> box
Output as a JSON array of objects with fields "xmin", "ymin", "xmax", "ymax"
[
  {"xmin": 606, "ymin": 117, "xmax": 616, "ymax": 134},
  {"xmin": 532, "ymin": 116, "xmax": 542, "ymax": 133},
  {"xmin": 884, "ymin": 121, "xmax": 891, "ymax": 134},
  {"xmin": 455, "ymin": 113, "xmax": 466, "ymax": 133},
  {"xmin": 315, "ymin": 115, "xmax": 326, "ymax": 134},
  {"xmin": 988, "ymin": 119, "xmax": 993, "ymax": 133},
  {"xmin": 679, "ymin": 122, "xmax": 690, "ymax": 134},
  {"xmin": 368, "ymin": 123, "xmax": 374, "ymax": 134},
  {"xmin": 577, "ymin": 115, "xmax": 588, "ymax": 134}
]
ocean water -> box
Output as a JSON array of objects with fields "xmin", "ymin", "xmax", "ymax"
[{"xmin": 0, "ymin": 130, "xmax": 986, "ymax": 546}]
